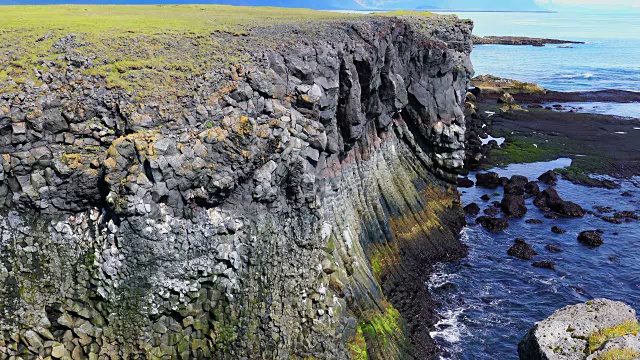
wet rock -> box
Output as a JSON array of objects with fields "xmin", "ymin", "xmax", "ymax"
[
  {"xmin": 524, "ymin": 181, "xmax": 540, "ymax": 196},
  {"xmin": 476, "ymin": 216, "xmax": 510, "ymax": 232},
  {"xmin": 507, "ymin": 239, "xmax": 537, "ymax": 260},
  {"xmin": 504, "ymin": 182, "xmax": 525, "ymax": 196},
  {"xmin": 498, "ymin": 92, "xmax": 516, "ymax": 105},
  {"xmin": 544, "ymin": 213, "xmax": 560, "ymax": 219},
  {"xmin": 509, "ymin": 175, "xmax": 529, "ymax": 188},
  {"xmin": 545, "ymin": 245, "xmax": 562, "ymax": 253},
  {"xmin": 464, "ymin": 203, "xmax": 481, "ymax": 216},
  {"xmin": 538, "ymin": 170, "xmax": 558, "ymax": 185},
  {"xmin": 480, "ymin": 194, "xmax": 491, "ymax": 201},
  {"xmin": 499, "ymin": 176, "xmax": 509, "ymax": 187},
  {"xmin": 518, "ymin": 299, "xmax": 637, "ymax": 360},
  {"xmin": 578, "ymin": 231, "xmax": 603, "ymax": 247},
  {"xmin": 621, "ymin": 191, "xmax": 633, "ymax": 197},
  {"xmin": 476, "ymin": 172, "xmax": 501, "ymax": 189},
  {"xmin": 551, "ymin": 226, "xmax": 566, "ymax": 234},
  {"xmin": 532, "ymin": 261, "xmax": 555, "ymax": 270},
  {"xmin": 483, "ymin": 206, "xmax": 501, "ymax": 216},
  {"xmin": 458, "ymin": 177, "xmax": 474, "ymax": 188},
  {"xmin": 534, "ymin": 188, "xmax": 585, "ymax": 217},
  {"xmin": 525, "ymin": 219, "xmax": 544, "ymax": 224},
  {"xmin": 501, "ymin": 194, "xmax": 527, "ymax": 217}
]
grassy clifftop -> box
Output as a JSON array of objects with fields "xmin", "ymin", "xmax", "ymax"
[{"xmin": 0, "ymin": 6, "xmax": 436, "ymax": 101}]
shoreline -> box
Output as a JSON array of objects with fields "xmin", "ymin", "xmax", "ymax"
[{"xmin": 465, "ymin": 75, "xmax": 640, "ymax": 188}]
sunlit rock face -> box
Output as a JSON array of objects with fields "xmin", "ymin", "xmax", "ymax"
[{"xmin": 0, "ymin": 15, "xmax": 473, "ymax": 359}]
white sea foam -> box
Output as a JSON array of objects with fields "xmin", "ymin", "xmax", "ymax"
[
  {"xmin": 614, "ymin": 132, "xmax": 628, "ymax": 134},
  {"xmin": 560, "ymin": 73, "xmax": 594, "ymax": 79},
  {"xmin": 429, "ymin": 307, "xmax": 466, "ymax": 344},
  {"xmin": 480, "ymin": 135, "xmax": 505, "ymax": 146}
]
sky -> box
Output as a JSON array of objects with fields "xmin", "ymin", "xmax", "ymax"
[{"xmin": 536, "ymin": 0, "xmax": 640, "ymax": 9}]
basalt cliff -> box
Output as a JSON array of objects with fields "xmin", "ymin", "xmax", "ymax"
[{"xmin": 0, "ymin": 13, "xmax": 473, "ymax": 359}]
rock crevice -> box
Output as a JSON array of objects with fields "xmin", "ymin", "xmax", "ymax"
[{"xmin": 0, "ymin": 15, "xmax": 473, "ymax": 359}]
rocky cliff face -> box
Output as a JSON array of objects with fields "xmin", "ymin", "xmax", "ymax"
[{"xmin": 0, "ymin": 15, "xmax": 473, "ymax": 359}]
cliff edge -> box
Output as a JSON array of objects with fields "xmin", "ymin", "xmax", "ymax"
[{"xmin": 0, "ymin": 7, "xmax": 473, "ymax": 359}]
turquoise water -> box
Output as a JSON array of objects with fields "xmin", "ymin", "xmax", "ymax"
[{"xmin": 452, "ymin": 12, "xmax": 640, "ymax": 92}]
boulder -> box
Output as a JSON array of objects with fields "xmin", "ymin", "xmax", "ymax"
[
  {"xmin": 501, "ymin": 194, "xmax": 528, "ymax": 217},
  {"xmin": 498, "ymin": 92, "xmax": 516, "ymax": 105},
  {"xmin": 476, "ymin": 216, "xmax": 509, "ymax": 232},
  {"xmin": 532, "ymin": 261, "xmax": 555, "ymax": 271},
  {"xmin": 578, "ymin": 231, "xmax": 603, "ymax": 247},
  {"xmin": 458, "ymin": 177, "xmax": 474, "ymax": 188},
  {"xmin": 464, "ymin": 203, "xmax": 481, "ymax": 216},
  {"xmin": 534, "ymin": 188, "xmax": 585, "ymax": 217},
  {"xmin": 481, "ymin": 194, "xmax": 491, "ymax": 201},
  {"xmin": 507, "ymin": 239, "xmax": 537, "ymax": 260},
  {"xmin": 524, "ymin": 181, "xmax": 540, "ymax": 196},
  {"xmin": 518, "ymin": 299, "xmax": 638, "ymax": 360},
  {"xmin": 476, "ymin": 172, "xmax": 501, "ymax": 189},
  {"xmin": 551, "ymin": 226, "xmax": 566, "ymax": 234},
  {"xmin": 526, "ymin": 219, "xmax": 544, "ymax": 224},
  {"xmin": 538, "ymin": 170, "xmax": 558, "ymax": 185},
  {"xmin": 545, "ymin": 245, "xmax": 562, "ymax": 253}
]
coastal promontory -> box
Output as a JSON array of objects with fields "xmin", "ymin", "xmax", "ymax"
[{"xmin": 0, "ymin": 6, "xmax": 474, "ymax": 359}]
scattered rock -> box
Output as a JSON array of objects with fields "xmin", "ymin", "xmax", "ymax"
[
  {"xmin": 534, "ymin": 188, "xmax": 585, "ymax": 217},
  {"xmin": 458, "ymin": 177, "xmax": 474, "ymax": 188},
  {"xmin": 551, "ymin": 226, "xmax": 566, "ymax": 234},
  {"xmin": 532, "ymin": 261, "xmax": 555, "ymax": 271},
  {"xmin": 498, "ymin": 92, "xmax": 516, "ymax": 105},
  {"xmin": 507, "ymin": 239, "xmax": 537, "ymax": 260},
  {"xmin": 545, "ymin": 245, "xmax": 562, "ymax": 253},
  {"xmin": 538, "ymin": 170, "xmax": 558, "ymax": 185},
  {"xmin": 578, "ymin": 231, "xmax": 603, "ymax": 247},
  {"xmin": 476, "ymin": 172, "xmax": 501, "ymax": 189},
  {"xmin": 501, "ymin": 194, "xmax": 528, "ymax": 217},
  {"xmin": 483, "ymin": 206, "xmax": 501, "ymax": 216},
  {"xmin": 525, "ymin": 219, "xmax": 543, "ymax": 224},
  {"xmin": 464, "ymin": 203, "xmax": 481, "ymax": 216},
  {"xmin": 524, "ymin": 181, "xmax": 540, "ymax": 196},
  {"xmin": 476, "ymin": 216, "xmax": 510, "ymax": 232},
  {"xmin": 621, "ymin": 191, "xmax": 633, "ymax": 197},
  {"xmin": 481, "ymin": 194, "xmax": 491, "ymax": 201}
]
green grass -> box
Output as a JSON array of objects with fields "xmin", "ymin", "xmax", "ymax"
[
  {"xmin": 588, "ymin": 320, "xmax": 640, "ymax": 354},
  {"xmin": 0, "ymin": 5, "xmax": 358, "ymax": 100},
  {"xmin": 594, "ymin": 347, "xmax": 639, "ymax": 360}
]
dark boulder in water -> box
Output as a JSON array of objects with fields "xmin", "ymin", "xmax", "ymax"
[
  {"xmin": 578, "ymin": 230, "xmax": 603, "ymax": 246},
  {"xmin": 464, "ymin": 203, "xmax": 481, "ymax": 216},
  {"xmin": 458, "ymin": 177, "xmax": 474, "ymax": 188},
  {"xmin": 509, "ymin": 175, "xmax": 529, "ymax": 188},
  {"xmin": 524, "ymin": 181, "xmax": 540, "ymax": 196},
  {"xmin": 504, "ymin": 182, "xmax": 525, "ymax": 196},
  {"xmin": 476, "ymin": 172, "xmax": 501, "ymax": 189},
  {"xmin": 483, "ymin": 206, "xmax": 501, "ymax": 216},
  {"xmin": 538, "ymin": 170, "xmax": 558, "ymax": 185},
  {"xmin": 532, "ymin": 261, "xmax": 555, "ymax": 270},
  {"xmin": 551, "ymin": 226, "xmax": 566, "ymax": 234},
  {"xmin": 501, "ymin": 194, "xmax": 528, "ymax": 217},
  {"xmin": 480, "ymin": 194, "xmax": 491, "ymax": 201},
  {"xmin": 534, "ymin": 188, "xmax": 585, "ymax": 217},
  {"xmin": 507, "ymin": 239, "xmax": 537, "ymax": 260},
  {"xmin": 621, "ymin": 191, "xmax": 633, "ymax": 197},
  {"xmin": 526, "ymin": 219, "xmax": 543, "ymax": 224},
  {"xmin": 499, "ymin": 176, "xmax": 509, "ymax": 187},
  {"xmin": 476, "ymin": 216, "xmax": 510, "ymax": 232},
  {"xmin": 545, "ymin": 244, "xmax": 562, "ymax": 252}
]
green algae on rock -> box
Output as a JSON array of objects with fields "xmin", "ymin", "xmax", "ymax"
[{"xmin": 0, "ymin": 7, "xmax": 473, "ymax": 359}]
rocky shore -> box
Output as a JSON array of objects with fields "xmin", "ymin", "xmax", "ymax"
[
  {"xmin": 464, "ymin": 75, "xmax": 640, "ymax": 186},
  {"xmin": 0, "ymin": 7, "xmax": 474, "ymax": 359},
  {"xmin": 473, "ymin": 36, "xmax": 585, "ymax": 47}
]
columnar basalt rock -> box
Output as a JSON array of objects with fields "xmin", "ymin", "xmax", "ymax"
[{"xmin": 0, "ymin": 15, "xmax": 473, "ymax": 359}]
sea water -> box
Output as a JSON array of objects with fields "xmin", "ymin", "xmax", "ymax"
[{"xmin": 429, "ymin": 12, "xmax": 640, "ymax": 359}]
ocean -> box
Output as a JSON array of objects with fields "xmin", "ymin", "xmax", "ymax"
[{"xmin": 427, "ymin": 11, "xmax": 640, "ymax": 359}]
